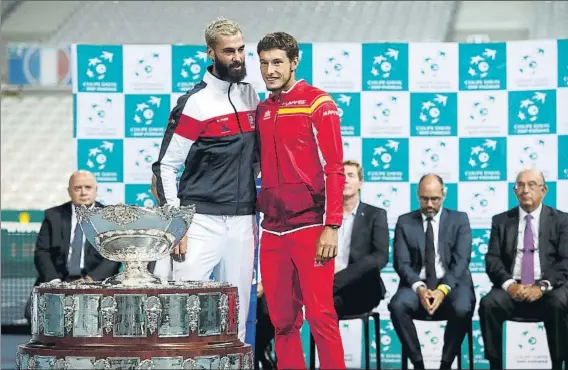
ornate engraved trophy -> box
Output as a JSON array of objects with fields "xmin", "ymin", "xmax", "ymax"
[{"xmin": 16, "ymin": 204, "xmax": 253, "ymax": 370}]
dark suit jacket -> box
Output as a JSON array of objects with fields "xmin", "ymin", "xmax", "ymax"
[
  {"xmin": 33, "ymin": 201, "xmax": 120, "ymax": 285},
  {"xmin": 393, "ymin": 208, "xmax": 473, "ymax": 291},
  {"xmin": 485, "ymin": 205, "xmax": 568, "ymax": 289},
  {"xmin": 333, "ymin": 202, "xmax": 389, "ymax": 306}
]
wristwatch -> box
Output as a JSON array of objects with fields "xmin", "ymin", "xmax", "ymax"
[
  {"xmin": 539, "ymin": 284, "xmax": 547, "ymax": 292},
  {"xmin": 326, "ymin": 224, "xmax": 340, "ymax": 229}
]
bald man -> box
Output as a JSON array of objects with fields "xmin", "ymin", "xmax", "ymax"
[
  {"xmin": 479, "ymin": 168, "xmax": 568, "ymax": 369},
  {"xmin": 26, "ymin": 171, "xmax": 120, "ymax": 322},
  {"xmin": 389, "ymin": 174, "xmax": 475, "ymax": 370}
]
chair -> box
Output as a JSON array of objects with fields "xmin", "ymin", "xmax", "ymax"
[
  {"xmin": 401, "ymin": 317, "xmax": 474, "ymax": 370},
  {"xmin": 501, "ymin": 317, "xmax": 547, "ymax": 369},
  {"xmin": 309, "ymin": 311, "xmax": 381, "ymax": 370}
]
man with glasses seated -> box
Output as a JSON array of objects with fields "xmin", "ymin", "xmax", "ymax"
[
  {"xmin": 479, "ymin": 168, "xmax": 568, "ymax": 370},
  {"xmin": 389, "ymin": 173, "xmax": 475, "ymax": 369}
]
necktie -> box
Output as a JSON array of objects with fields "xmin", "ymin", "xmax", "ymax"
[
  {"xmin": 68, "ymin": 224, "xmax": 84, "ymax": 276},
  {"xmin": 520, "ymin": 214, "xmax": 535, "ymax": 285},
  {"xmin": 425, "ymin": 217, "xmax": 437, "ymax": 289}
]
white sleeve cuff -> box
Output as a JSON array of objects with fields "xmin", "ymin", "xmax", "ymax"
[
  {"xmin": 541, "ymin": 280, "xmax": 553, "ymax": 291},
  {"xmin": 502, "ymin": 279, "xmax": 516, "ymax": 291},
  {"xmin": 412, "ymin": 281, "xmax": 426, "ymax": 293}
]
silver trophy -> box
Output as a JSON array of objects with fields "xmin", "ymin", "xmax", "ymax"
[{"xmin": 75, "ymin": 203, "xmax": 196, "ymax": 286}]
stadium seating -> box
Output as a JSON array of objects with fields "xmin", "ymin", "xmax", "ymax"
[{"xmin": 0, "ymin": 94, "xmax": 74, "ymax": 210}]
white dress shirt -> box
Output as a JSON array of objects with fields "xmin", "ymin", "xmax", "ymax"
[
  {"xmin": 412, "ymin": 208, "xmax": 448, "ymax": 293},
  {"xmin": 502, "ymin": 202, "xmax": 549, "ymax": 291},
  {"xmin": 335, "ymin": 202, "xmax": 359, "ymax": 273}
]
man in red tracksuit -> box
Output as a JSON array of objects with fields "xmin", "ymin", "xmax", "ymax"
[{"xmin": 255, "ymin": 32, "xmax": 346, "ymax": 369}]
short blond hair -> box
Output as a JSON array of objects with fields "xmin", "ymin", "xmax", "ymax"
[
  {"xmin": 204, "ymin": 17, "xmax": 242, "ymax": 49},
  {"xmin": 343, "ymin": 160, "xmax": 363, "ymax": 182}
]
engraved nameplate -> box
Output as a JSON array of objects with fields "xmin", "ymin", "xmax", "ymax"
[
  {"xmin": 73, "ymin": 294, "xmax": 103, "ymax": 337},
  {"xmin": 35, "ymin": 356, "xmax": 56, "ymax": 368},
  {"xmin": 107, "ymin": 357, "xmax": 140, "ymax": 369},
  {"xmin": 198, "ymin": 293, "xmax": 221, "ymax": 336},
  {"xmin": 31, "ymin": 293, "xmax": 39, "ymax": 336},
  {"xmin": 65, "ymin": 356, "xmax": 96, "ymax": 369},
  {"xmin": 158, "ymin": 294, "xmax": 189, "ymax": 337},
  {"xmin": 228, "ymin": 354, "xmax": 241, "ymax": 369},
  {"xmin": 152, "ymin": 357, "xmax": 183, "ymax": 369},
  {"xmin": 43, "ymin": 293, "xmax": 65, "ymax": 336},
  {"xmin": 113, "ymin": 294, "xmax": 146, "ymax": 337},
  {"xmin": 227, "ymin": 293, "xmax": 237, "ymax": 335},
  {"xmin": 194, "ymin": 356, "xmax": 220, "ymax": 369}
]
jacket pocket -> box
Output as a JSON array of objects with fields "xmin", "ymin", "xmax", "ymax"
[
  {"xmin": 257, "ymin": 183, "xmax": 316, "ymax": 219},
  {"xmin": 280, "ymin": 182, "xmax": 317, "ymax": 217}
]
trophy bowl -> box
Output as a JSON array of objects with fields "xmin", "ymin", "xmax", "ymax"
[{"xmin": 75, "ymin": 203, "xmax": 196, "ymax": 287}]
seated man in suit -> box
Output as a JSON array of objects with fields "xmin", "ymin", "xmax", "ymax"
[
  {"xmin": 333, "ymin": 160, "xmax": 389, "ymax": 317},
  {"xmin": 479, "ymin": 168, "xmax": 568, "ymax": 370},
  {"xmin": 26, "ymin": 171, "xmax": 120, "ymax": 321},
  {"xmin": 389, "ymin": 173, "xmax": 475, "ymax": 370}
]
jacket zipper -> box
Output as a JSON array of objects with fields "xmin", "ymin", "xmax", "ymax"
[
  {"xmin": 227, "ymin": 83, "xmax": 244, "ymax": 214},
  {"xmin": 272, "ymin": 109, "xmax": 282, "ymax": 185}
]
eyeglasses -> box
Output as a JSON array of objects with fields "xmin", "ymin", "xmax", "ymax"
[{"xmin": 513, "ymin": 182, "xmax": 544, "ymax": 191}]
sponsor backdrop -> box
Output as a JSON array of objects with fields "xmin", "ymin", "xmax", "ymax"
[{"xmin": 72, "ymin": 39, "xmax": 568, "ymax": 368}]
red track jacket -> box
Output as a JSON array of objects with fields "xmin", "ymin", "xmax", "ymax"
[{"xmin": 256, "ymin": 80, "xmax": 345, "ymax": 234}]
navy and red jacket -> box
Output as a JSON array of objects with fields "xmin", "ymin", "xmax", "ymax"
[
  {"xmin": 152, "ymin": 66, "xmax": 260, "ymax": 215},
  {"xmin": 256, "ymin": 80, "xmax": 345, "ymax": 234}
]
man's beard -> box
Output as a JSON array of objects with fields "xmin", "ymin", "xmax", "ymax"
[{"xmin": 214, "ymin": 56, "xmax": 247, "ymax": 83}]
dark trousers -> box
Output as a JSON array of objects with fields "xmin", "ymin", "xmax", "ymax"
[
  {"xmin": 388, "ymin": 283, "xmax": 475, "ymax": 365},
  {"xmin": 478, "ymin": 286, "xmax": 568, "ymax": 367},
  {"xmin": 255, "ymin": 294, "xmax": 276, "ymax": 369},
  {"xmin": 334, "ymin": 276, "xmax": 383, "ymax": 318}
]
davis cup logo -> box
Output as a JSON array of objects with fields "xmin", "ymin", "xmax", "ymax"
[
  {"xmin": 518, "ymin": 139, "xmax": 545, "ymax": 167},
  {"xmin": 86, "ymin": 141, "xmax": 114, "ymax": 170},
  {"xmin": 420, "ymin": 141, "xmax": 447, "ymax": 169},
  {"xmin": 371, "ymin": 140, "xmax": 399, "ymax": 169},
  {"xmin": 86, "ymin": 51, "xmax": 114, "ymax": 80},
  {"xmin": 468, "ymin": 139, "xmax": 497, "ymax": 169},
  {"xmin": 419, "ymin": 94, "xmax": 447, "ymax": 124},
  {"xmin": 87, "ymin": 97, "xmax": 113, "ymax": 124},
  {"xmin": 468, "ymin": 49, "xmax": 496, "ymax": 78},
  {"xmin": 134, "ymin": 52, "xmax": 160, "ymax": 79},
  {"xmin": 324, "ymin": 50, "xmax": 350, "ymax": 77},
  {"xmin": 469, "ymin": 95, "xmax": 495, "ymax": 123},
  {"xmin": 370, "ymin": 48, "xmax": 399, "ymax": 78},
  {"xmin": 134, "ymin": 96, "xmax": 162, "ymax": 125},
  {"xmin": 180, "ymin": 51, "xmax": 207, "ymax": 81},
  {"xmin": 472, "ymin": 230, "xmax": 490, "ymax": 263},
  {"xmin": 468, "ymin": 185, "xmax": 496, "ymax": 214},
  {"xmin": 516, "ymin": 92, "xmax": 546, "ymax": 122},
  {"xmin": 371, "ymin": 96, "xmax": 398, "ymax": 124},
  {"xmin": 376, "ymin": 186, "xmax": 400, "ymax": 210},
  {"xmin": 136, "ymin": 192, "xmax": 156, "ymax": 208},
  {"xmin": 336, "ymin": 94, "xmax": 351, "ymax": 117},
  {"xmin": 420, "ymin": 50, "xmax": 447, "ymax": 78},
  {"xmin": 135, "ymin": 142, "xmax": 160, "ymax": 168},
  {"xmin": 518, "ymin": 48, "xmax": 545, "ymax": 76}
]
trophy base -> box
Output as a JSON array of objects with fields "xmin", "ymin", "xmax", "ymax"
[
  {"xmin": 17, "ymin": 342, "xmax": 253, "ymax": 369},
  {"xmin": 103, "ymin": 261, "xmax": 165, "ymax": 286}
]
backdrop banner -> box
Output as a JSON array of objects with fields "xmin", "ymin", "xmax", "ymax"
[{"xmin": 72, "ymin": 38, "xmax": 568, "ymax": 368}]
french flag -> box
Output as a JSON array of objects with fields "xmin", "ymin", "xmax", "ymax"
[{"xmin": 8, "ymin": 44, "xmax": 71, "ymax": 86}]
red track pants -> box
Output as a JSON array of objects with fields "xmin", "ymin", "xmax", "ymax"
[{"xmin": 260, "ymin": 226, "xmax": 346, "ymax": 369}]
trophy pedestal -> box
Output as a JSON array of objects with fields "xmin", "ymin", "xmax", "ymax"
[{"xmin": 17, "ymin": 280, "xmax": 253, "ymax": 369}]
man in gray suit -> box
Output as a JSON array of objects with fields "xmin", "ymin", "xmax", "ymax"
[
  {"xmin": 389, "ymin": 173, "xmax": 475, "ymax": 370},
  {"xmin": 479, "ymin": 168, "xmax": 568, "ymax": 370}
]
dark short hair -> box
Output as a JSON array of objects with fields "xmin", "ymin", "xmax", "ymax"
[
  {"xmin": 418, "ymin": 173, "xmax": 445, "ymax": 189},
  {"xmin": 257, "ymin": 32, "xmax": 299, "ymax": 62}
]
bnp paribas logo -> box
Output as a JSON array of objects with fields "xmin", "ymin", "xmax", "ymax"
[
  {"xmin": 508, "ymin": 90, "xmax": 556, "ymax": 135},
  {"xmin": 460, "ymin": 137, "xmax": 506, "ymax": 181},
  {"xmin": 459, "ymin": 42, "xmax": 506, "ymax": 91},
  {"xmin": 362, "ymin": 43, "xmax": 408, "ymax": 91}
]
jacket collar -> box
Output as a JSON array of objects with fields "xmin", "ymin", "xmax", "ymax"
[
  {"xmin": 203, "ymin": 66, "xmax": 233, "ymax": 92},
  {"xmin": 269, "ymin": 79, "xmax": 305, "ymax": 101}
]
